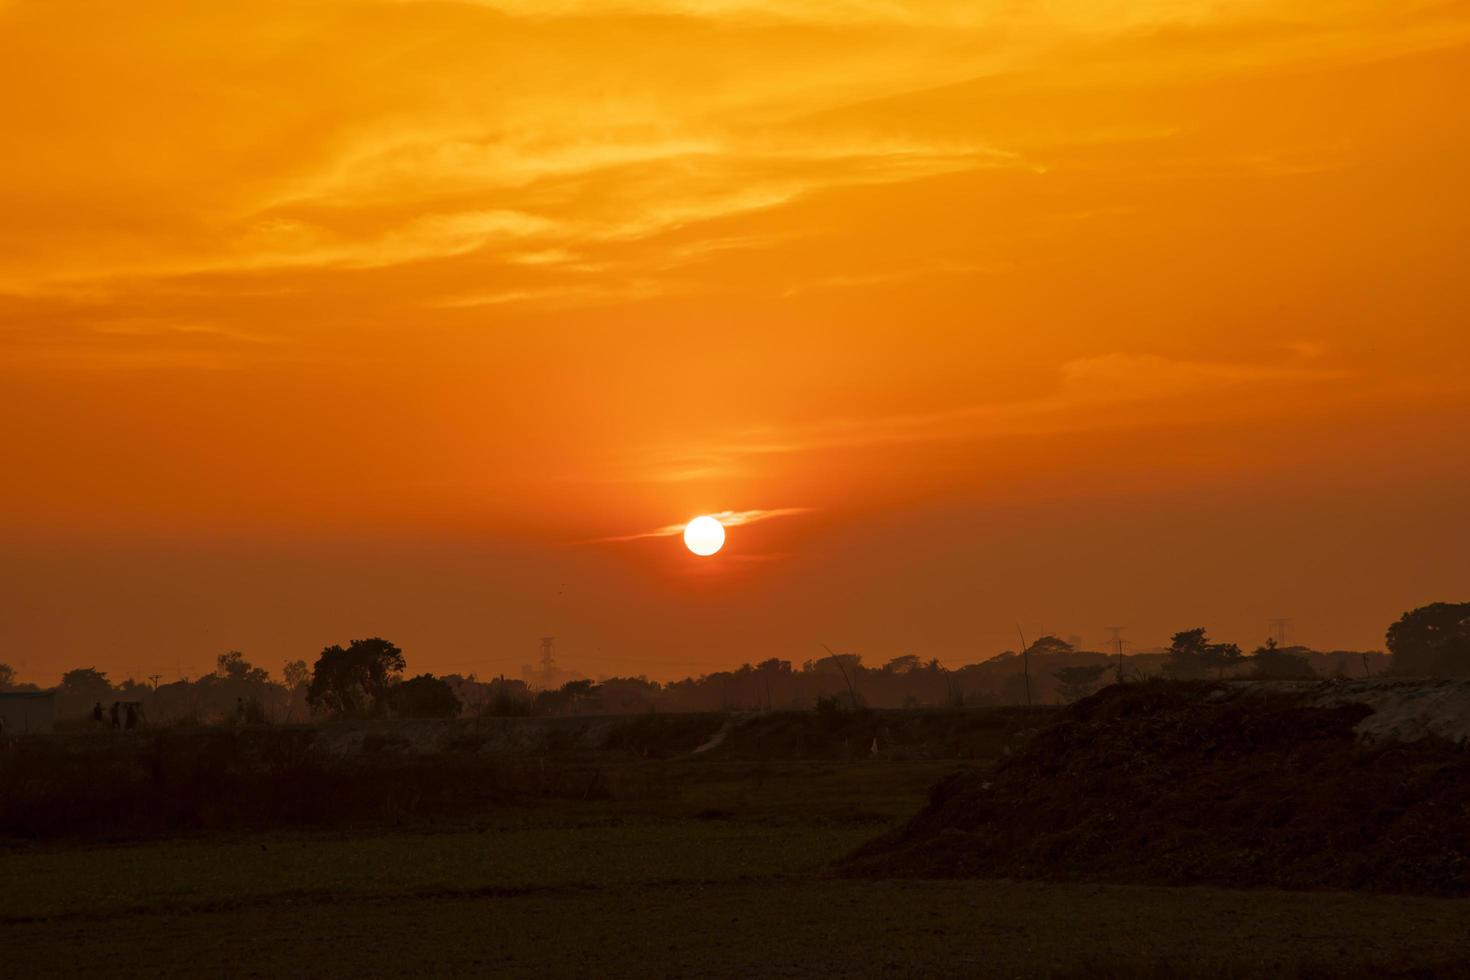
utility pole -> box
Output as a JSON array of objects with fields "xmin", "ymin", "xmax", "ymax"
[
  {"xmin": 148, "ymin": 673, "xmax": 162, "ymax": 692},
  {"xmin": 538, "ymin": 636, "xmax": 556, "ymax": 685},
  {"xmin": 1105, "ymin": 626, "xmax": 1127, "ymax": 684}
]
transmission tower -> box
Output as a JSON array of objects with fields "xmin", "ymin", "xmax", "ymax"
[
  {"xmin": 1268, "ymin": 618, "xmax": 1290, "ymax": 646},
  {"xmin": 1105, "ymin": 626, "xmax": 1127, "ymax": 683},
  {"xmin": 538, "ymin": 636, "xmax": 556, "ymax": 683}
]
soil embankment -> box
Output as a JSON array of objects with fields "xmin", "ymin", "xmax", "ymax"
[{"xmin": 847, "ymin": 680, "xmax": 1470, "ymax": 894}]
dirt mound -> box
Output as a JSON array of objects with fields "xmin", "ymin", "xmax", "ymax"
[{"xmin": 845, "ymin": 681, "xmax": 1470, "ymax": 893}]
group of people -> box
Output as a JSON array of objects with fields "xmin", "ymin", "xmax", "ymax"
[{"xmin": 91, "ymin": 700, "xmax": 140, "ymax": 730}]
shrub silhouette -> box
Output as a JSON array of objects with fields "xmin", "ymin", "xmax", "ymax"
[
  {"xmin": 388, "ymin": 674, "xmax": 461, "ymax": 719},
  {"xmin": 1388, "ymin": 601, "xmax": 1470, "ymax": 676}
]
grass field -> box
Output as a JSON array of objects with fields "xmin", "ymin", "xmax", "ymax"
[{"xmin": 5, "ymin": 757, "xmax": 1470, "ymax": 978}]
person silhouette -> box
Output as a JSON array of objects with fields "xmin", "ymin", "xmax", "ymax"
[
  {"xmin": 91, "ymin": 702, "xmax": 104, "ymax": 727},
  {"xmin": 109, "ymin": 701, "xmax": 120, "ymax": 730}
]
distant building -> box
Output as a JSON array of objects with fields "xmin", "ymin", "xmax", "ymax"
[{"xmin": 0, "ymin": 691, "xmax": 56, "ymax": 734}]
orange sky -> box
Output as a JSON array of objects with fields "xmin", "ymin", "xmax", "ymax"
[{"xmin": 2, "ymin": 0, "xmax": 1468, "ymax": 685}]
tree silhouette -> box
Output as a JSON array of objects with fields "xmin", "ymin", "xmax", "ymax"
[
  {"xmin": 282, "ymin": 659, "xmax": 310, "ymax": 691},
  {"xmin": 1028, "ymin": 635, "xmax": 1076, "ymax": 657},
  {"xmin": 1251, "ymin": 638, "xmax": 1315, "ymax": 679},
  {"xmin": 216, "ymin": 651, "xmax": 268, "ymax": 684},
  {"xmin": 1387, "ymin": 602, "xmax": 1470, "ymax": 676},
  {"xmin": 534, "ymin": 678, "xmax": 601, "ymax": 715},
  {"xmin": 388, "ymin": 674, "xmax": 461, "ymax": 718},
  {"xmin": 1163, "ymin": 629, "xmax": 1243, "ymax": 679},
  {"xmin": 58, "ymin": 667, "xmax": 113, "ymax": 702},
  {"xmin": 307, "ymin": 637, "xmax": 405, "ymax": 717},
  {"xmin": 0, "ymin": 663, "xmax": 15, "ymax": 690}
]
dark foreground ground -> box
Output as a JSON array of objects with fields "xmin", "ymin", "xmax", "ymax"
[{"xmin": 5, "ymin": 755, "xmax": 1470, "ymax": 978}]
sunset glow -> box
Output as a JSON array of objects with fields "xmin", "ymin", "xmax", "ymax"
[{"xmin": 1, "ymin": 0, "xmax": 1467, "ymax": 685}]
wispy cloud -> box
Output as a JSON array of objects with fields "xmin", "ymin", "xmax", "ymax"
[
  {"xmin": 89, "ymin": 320, "xmax": 285, "ymax": 346},
  {"xmin": 780, "ymin": 260, "xmax": 996, "ymax": 297},
  {"xmin": 638, "ymin": 353, "xmax": 1355, "ymax": 480},
  {"xmin": 592, "ymin": 507, "xmax": 815, "ymax": 543},
  {"xmin": 3, "ymin": 0, "xmax": 1465, "ymax": 373}
]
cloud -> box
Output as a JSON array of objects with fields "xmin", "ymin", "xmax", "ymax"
[
  {"xmin": 89, "ymin": 320, "xmax": 284, "ymax": 346},
  {"xmin": 780, "ymin": 260, "xmax": 995, "ymax": 297},
  {"xmin": 229, "ymin": 209, "xmax": 559, "ymax": 272},
  {"xmin": 638, "ymin": 353, "xmax": 1355, "ymax": 479},
  {"xmin": 3, "ymin": 0, "xmax": 1458, "ymax": 310},
  {"xmin": 0, "ymin": 312, "xmax": 299, "ymax": 372},
  {"xmin": 411, "ymin": 0, "xmax": 987, "ymax": 25},
  {"xmin": 435, "ymin": 277, "xmax": 676, "ymax": 310},
  {"xmin": 592, "ymin": 507, "xmax": 816, "ymax": 543},
  {"xmin": 2, "ymin": 0, "xmax": 1466, "ymax": 380},
  {"xmin": 394, "ymin": 0, "xmax": 1321, "ymax": 33}
]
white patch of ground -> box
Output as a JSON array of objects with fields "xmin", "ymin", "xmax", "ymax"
[
  {"xmin": 1233, "ymin": 678, "xmax": 1470, "ymax": 745},
  {"xmin": 1307, "ymin": 678, "xmax": 1470, "ymax": 745}
]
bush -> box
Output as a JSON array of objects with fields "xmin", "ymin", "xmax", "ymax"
[{"xmin": 388, "ymin": 675, "xmax": 461, "ymax": 719}]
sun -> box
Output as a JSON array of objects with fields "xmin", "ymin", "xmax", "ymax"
[{"xmin": 683, "ymin": 515, "xmax": 726, "ymax": 556}]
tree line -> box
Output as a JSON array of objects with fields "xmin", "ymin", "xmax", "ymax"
[{"xmin": 1, "ymin": 601, "xmax": 1464, "ymax": 724}]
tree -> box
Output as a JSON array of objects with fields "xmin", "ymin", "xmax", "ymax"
[
  {"xmin": 806, "ymin": 652, "xmax": 862, "ymax": 674},
  {"xmin": 59, "ymin": 667, "xmax": 114, "ymax": 703},
  {"xmin": 599, "ymin": 676, "xmax": 661, "ymax": 714},
  {"xmin": 307, "ymin": 637, "xmax": 406, "ymax": 717},
  {"xmin": 216, "ymin": 651, "xmax": 269, "ymax": 685},
  {"xmin": 485, "ymin": 677, "xmax": 532, "ymax": 717},
  {"xmin": 533, "ymin": 678, "xmax": 601, "ymax": 716},
  {"xmin": 751, "ymin": 658, "xmax": 792, "ymax": 708},
  {"xmin": 1028, "ymin": 635, "xmax": 1076, "ymax": 658},
  {"xmin": 1163, "ymin": 628, "xmax": 1243, "ymax": 680},
  {"xmin": 1163, "ymin": 629, "xmax": 1208, "ymax": 679},
  {"xmin": 0, "ymin": 663, "xmax": 15, "ymax": 690},
  {"xmin": 278, "ymin": 658, "xmax": 312, "ymax": 722},
  {"xmin": 883, "ymin": 654, "xmax": 923, "ymax": 674},
  {"xmin": 1387, "ymin": 602, "xmax": 1470, "ymax": 676},
  {"xmin": 283, "ymin": 659, "xmax": 310, "ymax": 691},
  {"xmin": 1053, "ymin": 664, "xmax": 1111, "ymax": 702},
  {"xmin": 1204, "ymin": 641, "xmax": 1244, "ymax": 679},
  {"xmin": 1251, "ymin": 638, "xmax": 1315, "ymax": 679},
  {"xmin": 388, "ymin": 674, "xmax": 461, "ymax": 719}
]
